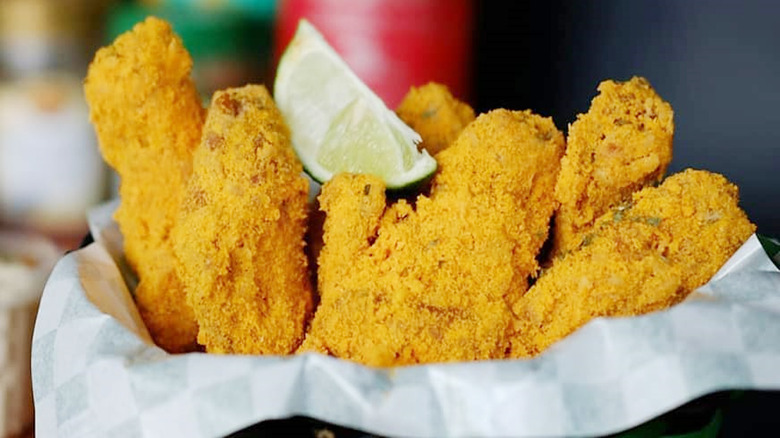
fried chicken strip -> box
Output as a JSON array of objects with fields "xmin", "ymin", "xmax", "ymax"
[
  {"xmin": 84, "ymin": 17, "xmax": 204, "ymax": 352},
  {"xmin": 173, "ymin": 85, "xmax": 312, "ymax": 354},
  {"xmin": 553, "ymin": 77, "xmax": 674, "ymax": 257},
  {"xmin": 396, "ymin": 82, "xmax": 475, "ymax": 156},
  {"xmin": 512, "ymin": 169, "xmax": 755, "ymax": 357},
  {"xmin": 302, "ymin": 110, "xmax": 564, "ymax": 366}
]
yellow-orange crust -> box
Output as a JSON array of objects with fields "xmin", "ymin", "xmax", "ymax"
[
  {"xmin": 84, "ymin": 17, "xmax": 204, "ymax": 353},
  {"xmin": 395, "ymin": 82, "xmax": 475, "ymax": 156},
  {"xmin": 553, "ymin": 77, "xmax": 674, "ymax": 257},
  {"xmin": 303, "ymin": 110, "xmax": 565, "ymax": 366},
  {"xmin": 173, "ymin": 85, "xmax": 313, "ymax": 354},
  {"xmin": 513, "ymin": 169, "xmax": 755, "ymax": 357}
]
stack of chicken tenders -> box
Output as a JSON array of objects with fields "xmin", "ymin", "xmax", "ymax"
[{"xmin": 84, "ymin": 18, "xmax": 755, "ymax": 366}]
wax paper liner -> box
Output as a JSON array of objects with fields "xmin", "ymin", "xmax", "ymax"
[{"xmin": 32, "ymin": 202, "xmax": 780, "ymax": 438}]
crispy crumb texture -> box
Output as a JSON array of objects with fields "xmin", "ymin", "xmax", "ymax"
[
  {"xmin": 302, "ymin": 110, "xmax": 565, "ymax": 366},
  {"xmin": 395, "ymin": 82, "xmax": 475, "ymax": 156},
  {"xmin": 513, "ymin": 169, "xmax": 755, "ymax": 357},
  {"xmin": 553, "ymin": 77, "xmax": 674, "ymax": 257},
  {"xmin": 84, "ymin": 17, "xmax": 204, "ymax": 353},
  {"xmin": 173, "ymin": 85, "xmax": 313, "ymax": 354},
  {"xmin": 86, "ymin": 27, "xmax": 756, "ymax": 366}
]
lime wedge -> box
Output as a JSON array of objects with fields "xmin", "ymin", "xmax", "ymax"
[{"xmin": 274, "ymin": 20, "xmax": 436, "ymax": 189}]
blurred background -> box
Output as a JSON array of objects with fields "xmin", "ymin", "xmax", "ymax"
[
  {"xmin": 474, "ymin": 0, "xmax": 780, "ymax": 238},
  {"xmin": 0, "ymin": 1, "xmax": 778, "ymax": 436},
  {"xmin": 0, "ymin": 0, "xmax": 778, "ymax": 251}
]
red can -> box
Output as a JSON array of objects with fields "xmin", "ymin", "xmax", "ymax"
[{"xmin": 275, "ymin": 0, "xmax": 473, "ymax": 108}]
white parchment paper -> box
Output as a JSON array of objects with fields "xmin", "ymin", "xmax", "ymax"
[{"xmin": 31, "ymin": 204, "xmax": 780, "ymax": 437}]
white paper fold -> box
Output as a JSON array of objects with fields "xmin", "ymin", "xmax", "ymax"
[{"xmin": 32, "ymin": 205, "xmax": 780, "ymax": 437}]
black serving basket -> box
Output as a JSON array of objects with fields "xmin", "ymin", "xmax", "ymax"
[{"xmin": 75, "ymin": 233, "xmax": 780, "ymax": 438}]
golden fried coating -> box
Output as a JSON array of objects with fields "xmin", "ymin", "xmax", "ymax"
[
  {"xmin": 172, "ymin": 85, "xmax": 313, "ymax": 354},
  {"xmin": 395, "ymin": 82, "xmax": 475, "ymax": 156},
  {"xmin": 553, "ymin": 77, "xmax": 674, "ymax": 257},
  {"xmin": 302, "ymin": 110, "xmax": 564, "ymax": 366},
  {"xmin": 84, "ymin": 17, "xmax": 204, "ymax": 353},
  {"xmin": 512, "ymin": 169, "xmax": 755, "ymax": 357}
]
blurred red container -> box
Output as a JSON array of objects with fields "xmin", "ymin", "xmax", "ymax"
[{"xmin": 275, "ymin": 0, "xmax": 473, "ymax": 108}]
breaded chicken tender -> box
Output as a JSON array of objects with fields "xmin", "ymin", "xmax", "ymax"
[
  {"xmin": 84, "ymin": 17, "xmax": 204, "ymax": 353},
  {"xmin": 172, "ymin": 85, "xmax": 313, "ymax": 354},
  {"xmin": 302, "ymin": 110, "xmax": 565, "ymax": 366},
  {"xmin": 553, "ymin": 77, "xmax": 674, "ymax": 257},
  {"xmin": 512, "ymin": 169, "xmax": 755, "ymax": 357},
  {"xmin": 396, "ymin": 82, "xmax": 475, "ymax": 156}
]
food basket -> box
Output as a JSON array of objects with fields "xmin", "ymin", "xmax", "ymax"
[{"xmin": 31, "ymin": 201, "xmax": 780, "ymax": 437}]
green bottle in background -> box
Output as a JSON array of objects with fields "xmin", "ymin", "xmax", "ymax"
[{"xmin": 108, "ymin": 0, "xmax": 278, "ymax": 101}]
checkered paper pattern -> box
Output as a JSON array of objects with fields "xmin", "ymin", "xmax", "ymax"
[{"xmin": 32, "ymin": 208, "xmax": 780, "ymax": 437}]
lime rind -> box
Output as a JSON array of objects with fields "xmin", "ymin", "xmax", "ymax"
[{"xmin": 273, "ymin": 19, "xmax": 436, "ymax": 190}]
